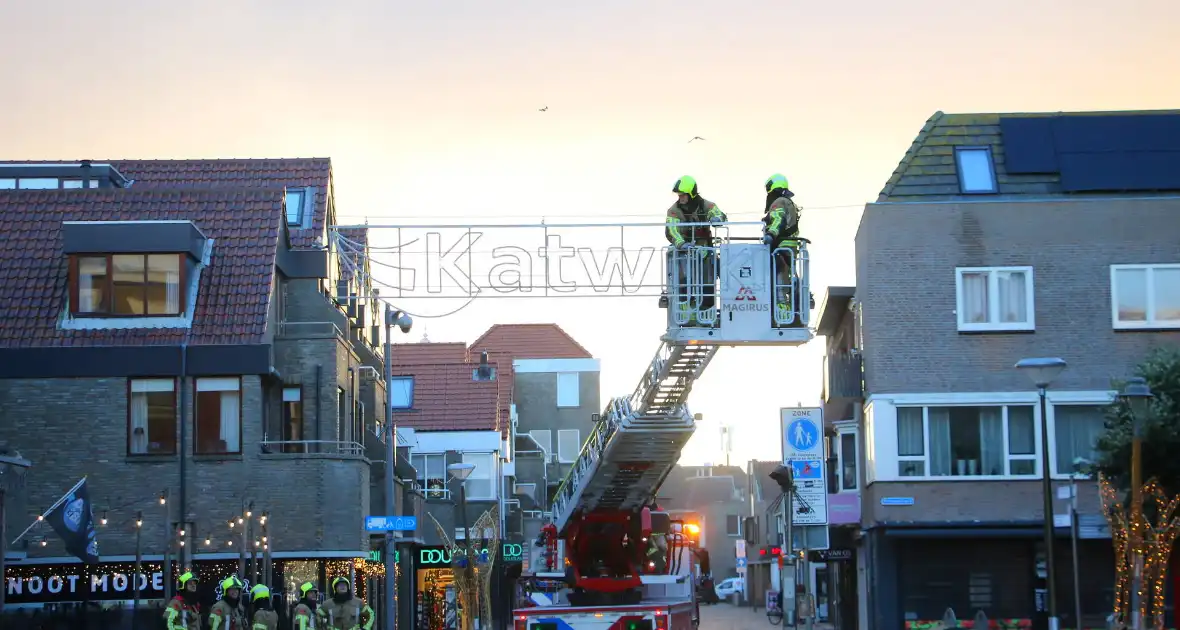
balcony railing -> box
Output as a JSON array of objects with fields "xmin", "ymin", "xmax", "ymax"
[
  {"xmin": 275, "ymin": 320, "xmax": 347, "ymax": 340},
  {"xmin": 823, "ymin": 353, "xmax": 864, "ymax": 401},
  {"xmin": 260, "ymin": 440, "xmax": 365, "ymax": 457}
]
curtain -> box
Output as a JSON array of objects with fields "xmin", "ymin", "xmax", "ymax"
[
  {"xmin": 996, "ymin": 271, "xmax": 1027, "ymax": 323},
  {"xmin": 130, "ymin": 393, "xmax": 149, "ymax": 454},
  {"xmin": 1055, "ymin": 405, "xmax": 1106, "ymax": 473},
  {"xmin": 978, "ymin": 407, "xmax": 1004, "ymax": 475},
  {"xmin": 960, "ymin": 273, "xmax": 989, "ymax": 323},
  {"xmin": 220, "ymin": 391, "xmax": 241, "ymax": 453},
  {"xmin": 165, "ymin": 265, "xmax": 181, "ymax": 314},
  {"xmin": 928, "ymin": 408, "xmax": 952, "ymax": 476},
  {"xmin": 896, "ymin": 408, "xmax": 924, "ymax": 456}
]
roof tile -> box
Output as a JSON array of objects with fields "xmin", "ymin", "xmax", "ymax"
[
  {"xmin": 389, "ymin": 342, "xmax": 512, "ymax": 433},
  {"xmin": 0, "ymin": 188, "xmax": 282, "ymax": 348},
  {"xmin": 470, "ymin": 324, "xmax": 594, "ymax": 360}
]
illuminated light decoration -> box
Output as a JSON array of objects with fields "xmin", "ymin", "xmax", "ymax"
[
  {"xmin": 1099, "ymin": 474, "xmax": 1180, "ymax": 630},
  {"xmin": 3, "ymin": 562, "xmax": 167, "ymax": 604}
]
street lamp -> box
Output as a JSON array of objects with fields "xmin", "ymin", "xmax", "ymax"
[
  {"xmin": 448, "ymin": 461, "xmax": 476, "ymax": 630},
  {"xmin": 1119, "ymin": 376, "xmax": 1154, "ymax": 630},
  {"xmin": 0, "ymin": 444, "xmax": 32, "ymax": 613},
  {"xmin": 382, "ymin": 300, "xmax": 413, "ymax": 630},
  {"xmin": 1015, "ymin": 356, "xmax": 1067, "ymax": 630}
]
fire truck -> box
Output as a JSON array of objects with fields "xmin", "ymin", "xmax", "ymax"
[{"xmin": 513, "ymin": 232, "xmax": 814, "ymax": 630}]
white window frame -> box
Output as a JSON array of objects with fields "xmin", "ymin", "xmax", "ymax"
[
  {"xmin": 726, "ymin": 514, "xmax": 742, "ymax": 537},
  {"xmin": 1049, "ymin": 402, "xmax": 1111, "ymax": 479},
  {"xmin": 556, "ymin": 429, "xmax": 581, "ymax": 464},
  {"xmin": 954, "ymin": 146, "xmax": 998, "ymax": 194},
  {"xmin": 954, "ymin": 266, "xmax": 1036, "ymax": 332},
  {"xmin": 894, "ymin": 403, "xmax": 1041, "ymax": 480},
  {"xmin": 835, "ymin": 428, "xmax": 859, "ymax": 492},
  {"xmin": 412, "ymin": 452, "xmax": 448, "ymax": 499},
  {"xmin": 461, "ymin": 452, "xmax": 498, "ymax": 500},
  {"xmin": 556, "ymin": 372, "xmax": 580, "ymax": 408},
  {"xmin": 1110, "ymin": 264, "xmax": 1180, "ymax": 330}
]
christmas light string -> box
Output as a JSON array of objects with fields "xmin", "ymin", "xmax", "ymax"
[{"xmin": 1100, "ymin": 475, "xmax": 1180, "ymax": 630}]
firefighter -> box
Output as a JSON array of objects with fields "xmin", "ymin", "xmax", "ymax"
[
  {"xmin": 164, "ymin": 571, "xmax": 201, "ymax": 630},
  {"xmin": 250, "ymin": 585, "xmax": 280, "ymax": 630},
  {"xmin": 209, "ymin": 576, "xmax": 248, "ymax": 630},
  {"xmin": 318, "ymin": 577, "xmax": 375, "ymax": 630},
  {"xmin": 293, "ymin": 582, "xmax": 320, "ymax": 630},
  {"xmin": 761, "ymin": 173, "xmax": 802, "ymax": 325},
  {"xmin": 664, "ymin": 176, "xmax": 727, "ymax": 321}
]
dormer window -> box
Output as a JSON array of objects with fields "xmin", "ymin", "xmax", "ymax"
[
  {"xmin": 70, "ymin": 253, "xmax": 186, "ymax": 316},
  {"xmin": 286, "ymin": 189, "xmax": 307, "ymax": 226}
]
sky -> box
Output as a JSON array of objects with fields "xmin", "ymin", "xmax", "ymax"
[{"xmin": 3, "ymin": 0, "xmax": 1178, "ymax": 465}]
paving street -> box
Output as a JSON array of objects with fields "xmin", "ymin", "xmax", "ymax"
[{"xmin": 699, "ymin": 603, "xmax": 836, "ymax": 630}]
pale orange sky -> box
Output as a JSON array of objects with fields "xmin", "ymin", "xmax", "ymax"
[{"xmin": 3, "ymin": 0, "xmax": 1178, "ymax": 465}]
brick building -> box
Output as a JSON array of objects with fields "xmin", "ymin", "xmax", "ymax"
[
  {"xmin": 841, "ymin": 111, "xmax": 1180, "ymax": 630},
  {"xmin": 0, "ymin": 159, "xmax": 404, "ymax": 611}
]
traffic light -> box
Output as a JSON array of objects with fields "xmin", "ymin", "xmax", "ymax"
[
  {"xmin": 769, "ymin": 464, "xmax": 794, "ymax": 494},
  {"xmin": 758, "ymin": 546, "xmax": 782, "ymax": 557}
]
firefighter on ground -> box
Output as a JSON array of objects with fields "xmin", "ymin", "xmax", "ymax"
[
  {"xmin": 250, "ymin": 585, "xmax": 280, "ymax": 630},
  {"xmin": 761, "ymin": 173, "xmax": 802, "ymax": 324},
  {"xmin": 210, "ymin": 576, "xmax": 248, "ymax": 630},
  {"xmin": 293, "ymin": 582, "xmax": 320, "ymax": 630},
  {"xmin": 318, "ymin": 577, "xmax": 375, "ymax": 630},
  {"xmin": 164, "ymin": 571, "xmax": 201, "ymax": 630},
  {"xmin": 664, "ymin": 175, "xmax": 727, "ymax": 321}
]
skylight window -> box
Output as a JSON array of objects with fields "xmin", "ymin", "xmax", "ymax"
[
  {"xmin": 955, "ymin": 147, "xmax": 998, "ymax": 194},
  {"xmin": 286, "ymin": 189, "xmax": 307, "ymax": 226}
]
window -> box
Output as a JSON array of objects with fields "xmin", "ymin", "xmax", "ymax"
[
  {"xmin": 194, "ymin": 378, "xmax": 242, "ymax": 455},
  {"xmin": 17, "ymin": 177, "xmax": 60, "ymax": 190},
  {"xmin": 461, "ymin": 452, "xmax": 497, "ymax": 500},
  {"xmin": 337, "ymin": 387, "xmax": 346, "ymax": 442},
  {"xmin": 1111, "ymin": 264, "xmax": 1180, "ymax": 329},
  {"xmin": 556, "ymin": 372, "xmax": 580, "ymax": 407},
  {"xmin": 70, "ymin": 254, "xmax": 184, "ymax": 317},
  {"xmin": 896, "ymin": 405, "xmax": 1037, "ymax": 477},
  {"xmin": 530, "ymin": 430, "xmax": 553, "ymax": 460},
  {"xmin": 1054, "ymin": 405, "xmax": 1107, "ymax": 475},
  {"xmin": 726, "ymin": 514, "xmax": 741, "ymax": 537},
  {"xmin": 412, "ymin": 453, "xmax": 447, "ymax": 498},
  {"xmin": 839, "ymin": 432, "xmax": 858, "ymax": 491},
  {"xmin": 954, "ymin": 147, "xmax": 997, "ymax": 194},
  {"xmin": 282, "ymin": 387, "xmax": 305, "ymax": 454},
  {"xmin": 390, "ymin": 377, "xmax": 414, "ymax": 409},
  {"xmin": 62, "ymin": 179, "xmax": 100, "ymax": 189},
  {"xmin": 128, "ymin": 379, "xmax": 177, "ymax": 455},
  {"xmin": 285, "ymin": 189, "xmax": 307, "ymax": 225},
  {"xmin": 557, "ymin": 429, "xmax": 581, "ymax": 464},
  {"xmin": 473, "ymin": 366, "xmax": 497, "ymax": 381},
  {"xmin": 955, "ymin": 266, "xmax": 1035, "ymax": 332}
]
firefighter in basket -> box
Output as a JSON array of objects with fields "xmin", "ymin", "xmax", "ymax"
[
  {"xmin": 761, "ymin": 173, "xmax": 802, "ymax": 325},
  {"xmin": 317, "ymin": 577, "xmax": 375, "ymax": 630},
  {"xmin": 664, "ymin": 175, "xmax": 727, "ymax": 324},
  {"xmin": 250, "ymin": 585, "xmax": 280, "ymax": 630},
  {"xmin": 164, "ymin": 571, "xmax": 201, "ymax": 630},
  {"xmin": 209, "ymin": 575, "xmax": 248, "ymax": 630}
]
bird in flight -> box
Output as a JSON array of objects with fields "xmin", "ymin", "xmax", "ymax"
[
  {"xmin": 688, "ymin": 136, "xmax": 705, "ymax": 143},
  {"xmin": 538, "ymin": 106, "xmax": 548, "ymax": 112}
]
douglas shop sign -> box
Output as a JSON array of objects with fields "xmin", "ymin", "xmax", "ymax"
[
  {"xmin": 417, "ymin": 542, "xmax": 527, "ymax": 567},
  {"xmin": 4, "ymin": 563, "xmax": 166, "ymax": 604}
]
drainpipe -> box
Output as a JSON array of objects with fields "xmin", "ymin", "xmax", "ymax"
[{"xmin": 178, "ymin": 342, "xmax": 188, "ymax": 567}]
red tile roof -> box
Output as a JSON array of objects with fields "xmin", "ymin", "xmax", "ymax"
[
  {"xmin": 0, "ymin": 189, "xmax": 283, "ymax": 347},
  {"xmin": 470, "ymin": 324, "xmax": 594, "ymax": 360},
  {"xmin": 388, "ymin": 342, "xmax": 513, "ymax": 433}
]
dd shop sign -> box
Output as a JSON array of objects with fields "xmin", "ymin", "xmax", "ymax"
[{"xmin": 5, "ymin": 563, "xmax": 166, "ymax": 604}]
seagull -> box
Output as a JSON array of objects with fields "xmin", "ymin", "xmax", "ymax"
[
  {"xmin": 688, "ymin": 136, "xmax": 705, "ymax": 143},
  {"xmin": 538, "ymin": 106, "xmax": 548, "ymax": 112}
]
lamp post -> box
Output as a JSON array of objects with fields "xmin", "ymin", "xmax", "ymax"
[
  {"xmin": 1119, "ymin": 377, "xmax": 1154, "ymax": 630},
  {"xmin": 448, "ymin": 462, "xmax": 476, "ymax": 630},
  {"xmin": 1015, "ymin": 357, "xmax": 1068, "ymax": 630},
  {"xmin": 0, "ymin": 444, "xmax": 32, "ymax": 614},
  {"xmin": 1069, "ymin": 457, "xmax": 1091, "ymax": 630},
  {"xmin": 383, "ymin": 302, "xmax": 413, "ymax": 630}
]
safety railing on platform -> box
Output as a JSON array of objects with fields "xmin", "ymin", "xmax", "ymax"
[
  {"xmin": 549, "ymin": 396, "xmax": 632, "ymax": 528},
  {"xmin": 771, "ymin": 241, "xmax": 811, "ymax": 328},
  {"xmin": 260, "ymin": 439, "xmax": 365, "ymax": 456},
  {"xmin": 666, "ymin": 245, "xmax": 719, "ymax": 327}
]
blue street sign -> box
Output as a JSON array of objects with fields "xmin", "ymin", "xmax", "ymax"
[
  {"xmin": 789, "ymin": 460, "xmax": 823, "ymax": 480},
  {"xmin": 736, "ymin": 557, "xmax": 748, "ymax": 568},
  {"xmin": 365, "ymin": 516, "xmax": 418, "ymax": 532}
]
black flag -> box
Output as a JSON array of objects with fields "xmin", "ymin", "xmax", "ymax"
[{"xmin": 43, "ymin": 478, "xmax": 100, "ymax": 564}]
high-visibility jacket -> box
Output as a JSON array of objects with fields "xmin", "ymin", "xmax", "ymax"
[
  {"xmin": 666, "ymin": 199, "xmax": 726, "ymax": 246},
  {"xmin": 251, "ymin": 609, "xmax": 279, "ymax": 630},
  {"xmin": 318, "ymin": 597, "xmax": 375, "ymax": 630},
  {"xmin": 163, "ymin": 595, "xmax": 200, "ymax": 630},
  {"xmin": 294, "ymin": 603, "xmax": 319, "ymax": 630},
  {"xmin": 763, "ymin": 195, "xmax": 801, "ymax": 248},
  {"xmin": 209, "ymin": 600, "xmax": 247, "ymax": 630}
]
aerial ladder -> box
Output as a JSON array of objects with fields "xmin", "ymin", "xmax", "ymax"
[{"xmin": 524, "ymin": 229, "xmax": 814, "ymax": 614}]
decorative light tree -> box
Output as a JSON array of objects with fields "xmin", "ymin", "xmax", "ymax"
[{"xmin": 1100, "ymin": 477, "xmax": 1180, "ymax": 630}]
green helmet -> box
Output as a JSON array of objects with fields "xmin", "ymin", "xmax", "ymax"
[
  {"xmin": 673, "ymin": 176, "xmax": 698, "ymax": 198},
  {"xmin": 300, "ymin": 582, "xmax": 318, "ymax": 598},
  {"xmin": 765, "ymin": 173, "xmax": 790, "ymax": 193},
  {"xmin": 251, "ymin": 585, "xmax": 271, "ymax": 602},
  {"xmin": 177, "ymin": 571, "xmax": 198, "ymax": 589},
  {"xmin": 220, "ymin": 575, "xmax": 244, "ymax": 594},
  {"xmin": 332, "ymin": 577, "xmax": 352, "ymax": 593}
]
